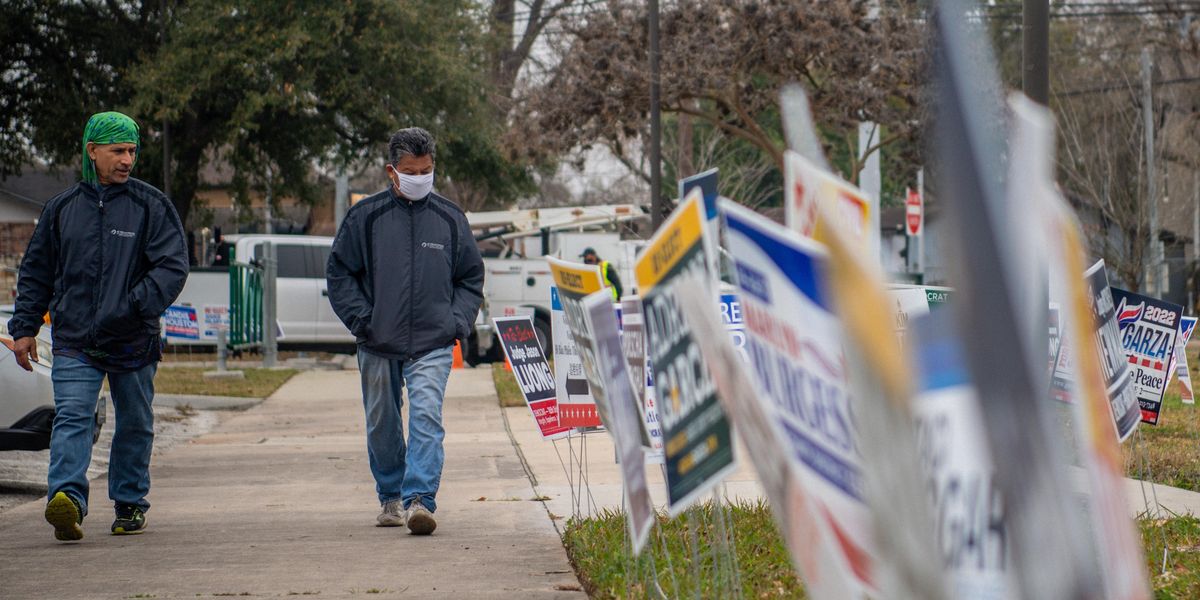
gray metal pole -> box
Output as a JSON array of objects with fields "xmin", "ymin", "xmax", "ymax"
[
  {"xmin": 918, "ymin": 167, "xmax": 926, "ymax": 281},
  {"xmin": 335, "ymin": 172, "xmax": 349, "ymax": 230},
  {"xmin": 1194, "ymin": 171, "xmax": 1199, "ymax": 264},
  {"xmin": 216, "ymin": 328, "xmax": 228, "ymax": 373},
  {"xmin": 1022, "ymin": 0, "xmax": 1049, "ymax": 105},
  {"xmin": 649, "ymin": 0, "xmax": 663, "ymax": 230},
  {"xmin": 262, "ymin": 241, "xmax": 278, "ymax": 368},
  {"xmin": 1142, "ymin": 48, "xmax": 1159, "ymax": 295}
]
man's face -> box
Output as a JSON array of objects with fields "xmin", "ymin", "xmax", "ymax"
[
  {"xmin": 583, "ymin": 254, "xmax": 598, "ymax": 265},
  {"xmin": 388, "ymin": 154, "xmax": 434, "ymax": 187},
  {"xmin": 88, "ymin": 142, "xmax": 137, "ymax": 185}
]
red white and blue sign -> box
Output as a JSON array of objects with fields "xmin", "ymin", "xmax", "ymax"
[
  {"xmin": 1111, "ymin": 287, "xmax": 1183, "ymax": 425},
  {"xmin": 163, "ymin": 305, "xmax": 200, "ymax": 340}
]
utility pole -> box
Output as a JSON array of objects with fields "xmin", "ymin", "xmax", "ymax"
[
  {"xmin": 1022, "ymin": 0, "xmax": 1049, "ymax": 105},
  {"xmin": 1142, "ymin": 48, "xmax": 1160, "ymax": 296},
  {"xmin": 648, "ymin": 0, "xmax": 663, "ymax": 230},
  {"xmin": 160, "ymin": 0, "xmax": 171, "ymax": 198}
]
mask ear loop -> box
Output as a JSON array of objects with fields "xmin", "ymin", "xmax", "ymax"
[{"xmin": 388, "ymin": 164, "xmax": 402, "ymax": 194}]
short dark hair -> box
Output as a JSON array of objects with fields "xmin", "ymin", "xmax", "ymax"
[{"xmin": 388, "ymin": 127, "xmax": 436, "ymax": 165}]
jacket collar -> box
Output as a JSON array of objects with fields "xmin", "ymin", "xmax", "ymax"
[{"xmin": 388, "ymin": 185, "xmax": 432, "ymax": 205}]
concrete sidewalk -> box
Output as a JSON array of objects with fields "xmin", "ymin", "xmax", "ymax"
[{"xmin": 0, "ymin": 368, "xmax": 582, "ymax": 599}]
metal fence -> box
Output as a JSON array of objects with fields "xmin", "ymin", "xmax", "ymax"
[
  {"xmin": 228, "ymin": 245, "xmax": 264, "ymax": 350},
  {"xmin": 226, "ymin": 242, "xmax": 278, "ymax": 366}
]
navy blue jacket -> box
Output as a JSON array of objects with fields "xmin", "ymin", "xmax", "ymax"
[
  {"xmin": 8, "ymin": 178, "xmax": 189, "ymax": 353},
  {"xmin": 326, "ymin": 187, "xmax": 484, "ymax": 361}
]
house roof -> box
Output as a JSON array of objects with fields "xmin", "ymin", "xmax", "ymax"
[{"xmin": 0, "ymin": 166, "xmax": 76, "ymax": 208}]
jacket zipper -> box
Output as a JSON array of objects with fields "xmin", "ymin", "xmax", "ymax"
[
  {"xmin": 407, "ymin": 199, "xmax": 416, "ymax": 361},
  {"xmin": 89, "ymin": 191, "xmax": 106, "ymax": 345}
]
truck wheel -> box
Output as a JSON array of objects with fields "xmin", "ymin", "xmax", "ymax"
[{"xmin": 533, "ymin": 315, "xmax": 553, "ymax": 360}]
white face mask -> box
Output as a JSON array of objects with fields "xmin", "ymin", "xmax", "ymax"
[{"xmin": 391, "ymin": 167, "xmax": 434, "ymax": 201}]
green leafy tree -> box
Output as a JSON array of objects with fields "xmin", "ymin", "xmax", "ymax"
[{"xmin": 1, "ymin": 0, "xmax": 530, "ymax": 225}]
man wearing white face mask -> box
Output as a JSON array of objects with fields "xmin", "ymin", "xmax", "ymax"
[{"xmin": 326, "ymin": 127, "xmax": 484, "ymax": 535}]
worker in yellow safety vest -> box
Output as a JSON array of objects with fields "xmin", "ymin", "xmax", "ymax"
[{"xmin": 580, "ymin": 247, "xmax": 623, "ymax": 301}]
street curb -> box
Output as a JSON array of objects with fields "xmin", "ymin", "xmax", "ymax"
[{"xmin": 154, "ymin": 393, "xmax": 264, "ymax": 411}]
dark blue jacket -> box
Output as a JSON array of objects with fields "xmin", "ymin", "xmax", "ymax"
[
  {"xmin": 8, "ymin": 178, "xmax": 189, "ymax": 352},
  {"xmin": 326, "ymin": 187, "xmax": 484, "ymax": 361}
]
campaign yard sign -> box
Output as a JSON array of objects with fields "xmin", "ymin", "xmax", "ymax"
[
  {"xmin": 620, "ymin": 296, "xmax": 664, "ymax": 455},
  {"xmin": 785, "ymin": 150, "xmax": 871, "ymax": 246},
  {"xmin": 1110, "ymin": 288, "xmax": 1183, "ymax": 425},
  {"xmin": 910, "ymin": 313, "xmax": 1011, "ymax": 600},
  {"xmin": 493, "ymin": 316, "xmax": 571, "ymax": 439},
  {"xmin": 721, "ymin": 200, "xmax": 878, "ymax": 597},
  {"xmin": 1086, "ymin": 262, "xmax": 1141, "ymax": 441},
  {"xmin": 635, "ymin": 188, "xmax": 736, "ymax": 514},
  {"xmin": 583, "ymin": 291, "xmax": 655, "ymax": 555},
  {"xmin": 548, "ymin": 283, "xmax": 601, "ymax": 429},
  {"xmin": 676, "ymin": 276, "xmax": 863, "ymax": 600},
  {"xmin": 163, "ymin": 305, "xmax": 200, "ymax": 340},
  {"xmin": 720, "ymin": 293, "xmax": 750, "ymax": 363},
  {"xmin": 201, "ymin": 304, "xmax": 230, "ymax": 340},
  {"xmin": 1176, "ymin": 317, "xmax": 1197, "ymax": 404}
]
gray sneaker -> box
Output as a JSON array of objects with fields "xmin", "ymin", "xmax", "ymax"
[
  {"xmin": 376, "ymin": 500, "xmax": 404, "ymax": 527},
  {"xmin": 405, "ymin": 504, "xmax": 436, "ymax": 535}
]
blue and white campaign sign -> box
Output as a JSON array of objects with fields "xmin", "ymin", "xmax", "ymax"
[
  {"xmin": 1176, "ymin": 317, "xmax": 1197, "ymax": 405},
  {"xmin": 720, "ymin": 293, "xmax": 749, "ymax": 363},
  {"xmin": 721, "ymin": 199, "xmax": 877, "ymax": 597},
  {"xmin": 163, "ymin": 305, "xmax": 200, "ymax": 340},
  {"xmin": 910, "ymin": 313, "xmax": 1012, "ymax": 600}
]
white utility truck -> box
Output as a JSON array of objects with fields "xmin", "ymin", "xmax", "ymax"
[{"xmin": 467, "ymin": 204, "xmax": 649, "ymax": 361}]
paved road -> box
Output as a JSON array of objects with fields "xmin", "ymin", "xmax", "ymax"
[{"xmin": 0, "ymin": 368, "xmax": 582, "ymax": 599}]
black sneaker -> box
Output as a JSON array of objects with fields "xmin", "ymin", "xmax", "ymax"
[
  {"xmin": 45, "ymin": 491, "xmax": 84, "ymax": 541},
  {"xmin": 111, "ymin": 504, "xmax": 146, "ymax": 535}
]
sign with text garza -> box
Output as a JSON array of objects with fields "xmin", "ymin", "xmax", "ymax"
[
  {"xmin": 1175, "ymin": 317, "xmax": 1197, "ymax": 404},
  {"xmin": 1110, "ymin": 288, "xmax": 1183, "ymax": 425},
  {"xmin": 721, "ymin": 199, "xmax": 877, "ymax": 596},
  {"xmin": 493, "ymin": 316, "xmax": 571, "ymax": 439},
  {"xmin": 583, "ymin": 291, "xmax": 656, "ymax": 554},
  {"xmin": 1086, "ymin": 261, "xmax": 1141, "ymax": 441},
  {"xmin": 547, "ymin": 259, "xmax": 609, "ymax": 429},
  {"xmin": 635, "ymin": 189, "xmax": 736, "ymax": 514}
]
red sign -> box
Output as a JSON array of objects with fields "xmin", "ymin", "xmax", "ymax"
[{"xmin": 905, "ymin": 187, "xmax": 923, "ymax": 236}]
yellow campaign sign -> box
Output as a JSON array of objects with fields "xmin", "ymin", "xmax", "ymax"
[
  {"xmin": 635, "ymin": 189, "xmax": 706, "ymax": 292},
  {"xmin": 546, "ymin": 256, "xmax": 604, "ymax": 296}
]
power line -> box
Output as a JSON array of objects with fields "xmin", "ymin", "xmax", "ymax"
[{"xmin": 1055, "ymin": 75, "xmax": 1200, "ymax": 97}]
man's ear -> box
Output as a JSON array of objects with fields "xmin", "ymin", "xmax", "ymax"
[{"xmin": 85, "ymin": 142, "xmax": 97, "ymax": 161}]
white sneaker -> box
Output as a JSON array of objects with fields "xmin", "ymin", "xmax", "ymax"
[
  {"xmin": 405, "ymin": 504, "xmax": 437, "ymax": 535},
  {"xmin": 376, "ymin": 500, "xmax": 404, "ymax": 527}
]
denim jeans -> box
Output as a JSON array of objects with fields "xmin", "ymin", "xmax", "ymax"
[
  {"xmin": 357, "ymin": 345, "xmax": 454, "ymax": 513},
  {"xmin": 48, "ymin": 356, "xmax": 156, "ymax": 516}
]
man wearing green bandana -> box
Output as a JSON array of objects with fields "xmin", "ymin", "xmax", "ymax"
[{"xmin": 7, "ymin": 111, "xmax": 189, "ymax": 541}]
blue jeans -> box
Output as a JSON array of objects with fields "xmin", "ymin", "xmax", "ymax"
[
  {"xmin": 48, "ymin": 356, "xmax": 156, "ymax": 516},
  {"xmin": 357, "ymin": 346, "xmax": 454, "ymax": 513}
]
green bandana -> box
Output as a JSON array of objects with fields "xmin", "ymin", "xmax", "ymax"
[{"xmin": 81, "ymin": 111, "xmax": 139, "ymax": 185}]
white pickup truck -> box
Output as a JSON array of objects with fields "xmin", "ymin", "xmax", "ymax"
[
  {"xmin": 168, "ymin": 235, "xmax": 354, "ymax": 348},
  {"xmin": 170, "ymin": 235, "xmax": 496, "ymax": 360}
]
